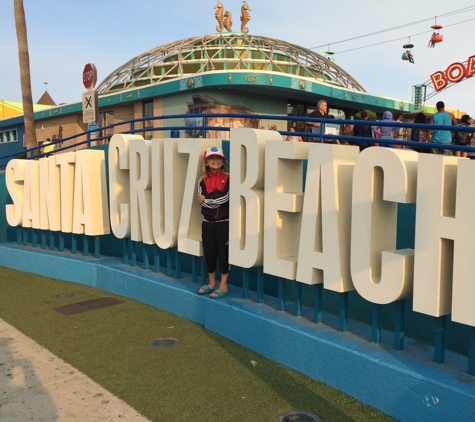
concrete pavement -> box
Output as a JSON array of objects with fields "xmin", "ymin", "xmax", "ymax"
[{"xmin": 0, "ymin": 318, "xmax": 150, "ymax": 422}]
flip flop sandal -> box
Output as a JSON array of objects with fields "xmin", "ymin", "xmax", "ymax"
[
  {"xmin": 210, "ymin": 288, "xmax": 230, "ymax": 299},
  {"xmin": 197, "ymin": 285, "xmax": 215, "ymax": 295}
]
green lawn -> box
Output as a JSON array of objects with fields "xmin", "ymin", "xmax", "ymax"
[{"xmin": 0, "ymin": 266, "xmax": 395, "ymax": 422}]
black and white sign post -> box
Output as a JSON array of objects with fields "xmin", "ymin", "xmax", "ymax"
[{"xmin": 82, "ymin": 63, "xmax": 98, "ymax": 126}]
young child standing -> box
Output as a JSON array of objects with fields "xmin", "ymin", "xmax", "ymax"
[{"xmin": 197, "ymin": 146, "xmax": 230, "ymax": 298}]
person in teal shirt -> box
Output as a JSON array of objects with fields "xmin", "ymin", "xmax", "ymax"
[{"xmin": 430, "ymin": 101, "xmax": 458, "ymax": 154}]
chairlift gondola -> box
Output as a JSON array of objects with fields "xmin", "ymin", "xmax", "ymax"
[
  {"xmin": 428, "ymin": 18, "xmax": 443, "ymax": 48},
  {"xmin": 402, "ymin": 37, "xmax": 414, "ymax": 64},
  {"xmin": 325, "ymin": 44, "xmax": 335, "ymax": 62}
]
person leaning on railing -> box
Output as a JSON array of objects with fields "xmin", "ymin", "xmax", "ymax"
[
  {"xmin": 410, "ymin": 112, "xmax": 431, "ymax": 153},
  {"xmin": 429, "ymin": 101, "xmax": 458, "ymax": 155},
  {"xmin": 41, "ymin": 138, "xmax": 54, "ymax": 157},
  {"xmin": 453, "ymin": 114, "xmax": 474, "ymax": 158},
  {"xmin": 306, "ymin": 100, "xmax": 328, "ymax": 142},
  {"xmin": 460, "ymin": 114, "xmax": 475, "ymax": 160}
]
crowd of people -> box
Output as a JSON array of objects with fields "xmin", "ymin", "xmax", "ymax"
[{"xmin": 282, "ymin": 100, "xmax": 474, "ymax": 156}]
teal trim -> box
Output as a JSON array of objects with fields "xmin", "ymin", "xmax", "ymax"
[
  {"xmin": 339, "ymin": 292, "xmax": 349, "ymax": 332},
  {"xmin": 32, "ymin": 71, "xmax": 414, "ymax": 121},
  {"xmin": 372, "ymin": 303, "xmax": 382, "ymax": 343},
  {"xmin": 70, "ymin": 234, "xmax": 76, "ymax": 254},
  {"xmin": 394, "ymin": 300, "xmax": 405, "ymax": 350},
  {"xmin": 293, "ymin": 281, "xmax": 302, "ymax": 317},
  {"xmin": 314, "ymin": 284, "xmax": 323, "ymax": 324},
  {"xmin": 469, "ymin": 328, "xmax": 475, "ymax": 375},
  {"xmin": 154, "ymin": 246, "xmax": 161, "ymax": 273},
  {"xmin": 175, "ymin": 249, "xmax": 181, "ymax": 279},
  {"xmin": 434, "ymin": 315, "xmax": 446, "ymax": 364},
  {"xmin": 242, "ymin": 271, "xmax": 250, "ymax": 299},
  {"xmin": 131, "ymin": 240, "xmax": 136, "ymax": 267},
  {"xmin": 278, "ymin": 278, "xmax": 286, "ymax": 311},
  {"xmin": 166, "ymin": 248, "xmax": 173, "ymax": 277},
  {"xmin": 257, "ymin": 267, "xmax": 264, "ymax": 303}
]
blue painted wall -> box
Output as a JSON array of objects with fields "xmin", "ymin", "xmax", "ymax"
[{"xmin": 0, "ymin": 115, "xmax": 26, "ymax": 168}]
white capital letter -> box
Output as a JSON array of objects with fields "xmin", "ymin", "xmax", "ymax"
[
  {"xmin": 351, "ymin": 148, "xmax": 417, "ymax": 304},
  {"xmin": 39, "ymin": 156, "xmax": 60, "ymax": 231},
  {"xmin": 296, "ymin": 143, "xmax": 359, "ymax": 291},
  {"xmin": 55, "ymin": 152, "xmax": 76, "ymax": 233},
  {"xmin": 109, "ymin": 134, "xmax": 138, "ymax": 239},
  {"xmin": 5, "ymin": 159, "xmax": 25, "ymax": 227},
  {"xmin": 22, "ymin": 160, "xmax": 40, "ymax": 228},
  {"xmin": 414, "ymin": 155, "xmax": 475, "ymax": 326},
  {"xmin": 229, "ymin": 129, "xmax": 282, "ymax": 268},
  {"xmin": 129, "ymin": 138, "xmax": 153, "ymax": 244},
  {"xmin": 72, "ymin": 150, "xmax": 110, "ymax": 235},
  {"xmin": 151, "ymin": 138, "xmax": 186, "ymax": 249},
  {"xmin": 264, "ymin": 141, "xmax": 307, "ymax": 279}
]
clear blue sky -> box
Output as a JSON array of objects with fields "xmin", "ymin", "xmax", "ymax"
[{"xmin": 2, "ymin": 0, "xmax": 475, "ymax": 116}]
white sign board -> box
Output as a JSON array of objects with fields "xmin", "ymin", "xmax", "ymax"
[{"xmin": 82, "ymin": 91, "xmax": 98, "ymax": 124}]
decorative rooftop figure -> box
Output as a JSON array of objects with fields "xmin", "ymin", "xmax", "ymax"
[
  {"xmin": 241, "ymin": 1, "xmax": 251, "ymax": 33},
  {"xmin": 224, "ymin": 10, "xmax": 233, "ymax": 32},
  {"xmin": 215, "ymin": 2, "xmax": 224, "ymax": 32}
]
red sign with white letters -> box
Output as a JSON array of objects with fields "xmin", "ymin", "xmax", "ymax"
[
  {"xmin": 83, "ymin": 63, "xmax": 97, "ymax": 90},
  {"xmin": 430, "ymin": 55, "xmax": 475, "ymax": 91}
]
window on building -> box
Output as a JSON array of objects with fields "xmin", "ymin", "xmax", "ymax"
[
  {"xmin": 0, "ymin": 129, "xmax": 18, "ymax": 143},
  {"xmin": 328, "ymin": 107, "xmax": 345, "ymax": 120},
  {"xmin": 287, "ymin": 101, "xmax": 307, "ymax": 134},
  {"xmin": 143, "ymin": 100, "xmax": 154, "ymax": 139},
  {"xmin": 98, "ymin": 111, "xmax": 114, "ymax": 140}
]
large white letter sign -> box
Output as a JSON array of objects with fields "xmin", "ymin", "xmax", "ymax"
[
  {"xmin": 55, "ymin": 152, "xmax": 76, "ymax": 233},
  {"xmin": 22, "ymin": 160, "xmax": 40, "ymax": 229},
  {"xmin": 351, "ymin": 148, "xmax": 417, "ymax": 304},
  {"xmin": 151, "ymin": 138, "xmax": 186, "ymax": 249},
  {"xmin": 264, "ymin": 141, "xmax": 308, "ymax": 279},
  {"xmin": 450, "ymin": 159, "xmax": 475, "ymax": 326},
  {"xmin": 72, "ymin": 150, "xmax": 110, "ymax": 236},
  {"xmin": 229, "ymin": 129, "xmax": 282, "ymax": 268},
  {"xmin": 39, "ymin": 156, "xmax": 60, "ymax": 231},
  {"xmin": 296, "ymin": 143, "xmax": 359, "ymax": 291},
  {"xmin": 109, "ymin": 134, "xmax": 139, "ymax": 239},
  {"xmin": 5, "ymin": 159, "xmax": 25, "ymax": 227},
  {"xmin": 129, "ymin": 138, "xmax": 153, "ymax": 244},
  {"xmin": 177, "ymin": 138, "xmax": 218, "ymax": 256},
  {"xmin": 414, "ymin": 155, "xmax": 475, "ymax": 326}
]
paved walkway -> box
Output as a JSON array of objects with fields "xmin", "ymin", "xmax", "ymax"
[{"xmin": 0, "ymin": 318, "xmax": 150, "ymax": 421}]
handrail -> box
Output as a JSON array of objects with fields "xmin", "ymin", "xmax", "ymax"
[{"xmin": 1, "ymin": 113, "xmax": 475, "ymax": 168}]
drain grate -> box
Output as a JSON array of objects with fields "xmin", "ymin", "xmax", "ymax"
[
  {"xmin": 276, "ymin": 410, "xmax": 321, "ymax": 422},
  {"xmin": 149, "ymin": 338, "xmax": 179, "ymax": 348},
  {"xmin": 53, "ymin": 297, "xmax": 124, "ymax": 315},
  {"xmin": 53, "ymin": 294, "xmax": 73, "ymax": 300}
]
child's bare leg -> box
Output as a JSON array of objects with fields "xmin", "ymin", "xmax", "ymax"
[
  {"xmin": 210, "ymin": 272, "xmax": 229, "ymax": 297},
  {"xmin": 198, "ymin": 272, "xmax": 217, "ymax": 293},
  {"xmin": 218, "ymin": 272, "xmax": 229, "ymax": 292}
]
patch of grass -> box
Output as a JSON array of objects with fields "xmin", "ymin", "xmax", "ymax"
[{"xmin": 0, "ymin": 267, "xmax": 395, "ymax": 422}]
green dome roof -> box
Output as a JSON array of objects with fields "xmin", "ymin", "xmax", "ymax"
[{"xmin": 97, "ymin": 33, "xmax": 365, "ymax": 95}]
